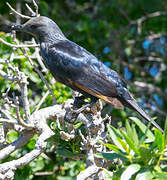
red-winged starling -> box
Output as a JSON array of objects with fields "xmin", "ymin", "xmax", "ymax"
[{"xmin": 11, "ymin": 16, "xmax": 164, "ymax": 133}]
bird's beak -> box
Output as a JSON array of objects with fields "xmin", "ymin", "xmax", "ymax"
[{"xmin": 11, "ymin": 25, "xmax": 24, "ymax": 31}]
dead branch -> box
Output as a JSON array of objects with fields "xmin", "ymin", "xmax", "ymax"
[
  {"xmin": 32, "ymin": 0, "xmax": 39, "ymax": 16},
  {"xmin": 134, "ymin": 81, "xmax": 167, "ymax": 101},
  {"xmin": 0, "ymin": 99, "xmax": 69, "ymax": 179},
  {"xmin": 75, "ymin": 165, "xmax": 101, "ymax": 180},
  {"xmin": 0, "ymin": 69, "xmax": 18, "ymax": 81},
  {"xmin": 131, "ymin": 11, "xmax": 167, "ymax": 34},
  {"xmin": 6, "ymin": 2, "xmax": 31, "ymax": 19},
  {"xmin": 0, "ymin": 130, "xmax": 34, "ymax": 160},
  {"xmin": 0, "ymin": 38, "xmax": 39, "ymax": 48},
  {"xmin": 25, "ymin": 4, "xmax": 36, "ymax": 17}
]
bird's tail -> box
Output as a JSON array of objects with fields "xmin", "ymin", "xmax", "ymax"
[{"xmin": 121, "ymin": 97, "xmax": 164, "ymax": 133}]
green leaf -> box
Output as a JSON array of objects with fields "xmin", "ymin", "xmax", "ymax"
[
  {"xmin": 120, "ymin": 164, "xmax": 141, "ymax": 180},
  {"xmin": 7, "ymin": 130, "xmax": 18, "ymax": 143},
  {"xmin": 121, "ymin": 131, "xmax": 139, "ymax": 155},
  {"xmin": 96, "ymin": 152, "xmax": 129, "ymax": 162},
  {"xmin": 117, "ymin": 136, "xmax": 129, "ymax": 153},
  {"xmin": 154, "ymin": 128, "xmax": 164, "ymax": 152},
  {"xmin": 74, "ymin": 122, "xmax": 82, "ymax": 129},
  {"xmin": 164, "ymin": 117, "xmax": 167, "ymax": 145},
  {"xmin": 102, "ymin": 168, "xmax": 113, "ymax": 179},
  {"xmin": 135, "ymin": 170, "xmax": 154, "ymax": 180},
  {"xmin": 57, "ymin": 149, "xmax": 79, "ymax": 158},
  {"xmin": 99, "ymin": 142, "xmax": 123, "ymax": 153},
  {"xmin": 125, "ymin": 120, "xmax": 133, "ymax": 141},
  {"xmin": 138, "ymin": 146, "xmax": 152, "ymax": 163},
  {"xmin": 132, "ymin": 123, "xmax": 139, "ymax": 145},
  {"xmin": 154, "ymin": 172, "xmax": 167, "ymax": 179},
  {"xmin": 107, "ymin": 124, "xmax": 125, "ymax": 152},
  {"xmin": 27, "ymin": 139, "xmax": 36, "ymax": 150},
  {"xmin": 30, "ymin": 156, "xmax": 45, "ymax": 172},
  {"xmin": 125, "ymin": 47, "xmax": 131, "ymax": 56},
  {"xmin": 129, "ymin": 117, "xmax": 155, "ymax": 142}
]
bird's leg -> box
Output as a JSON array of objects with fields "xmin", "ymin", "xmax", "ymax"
[
  {"xmin": 64, "ymin": 96, "xmax": 85, "ymax": 124},
  {"xmin": 65, "ymin": 96, "xmax": 98, "ymax": 123},
  {"xmin": 72, "ymin": 96, "xmax": 98, "ymax": 114},
  {"xmin": 73, "ymin": 95, "xmax": 86, "ymax": 108}
]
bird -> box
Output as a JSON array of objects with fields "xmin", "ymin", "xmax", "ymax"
[{"xmin": 11, "ymin": 16, "xmax": 164, "ymax": 133}]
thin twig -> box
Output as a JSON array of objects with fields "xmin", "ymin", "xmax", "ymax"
[
  {"xmin": 131, "ymin": 11, "xmax": 167, "ymax": 25},
  {"xmin": 0, "ymin": 108, "xmax": 16, "ymax": 123},
  {"xmin": 34, "ymin": 68, "xmax": 56, "ymax": 105},
  {"xmin": 35, "ymin": 91, "xmax": 49, "ymax": 112},
  {"xmin": 130, "ymin": 11, "xmax": 167, "ymax": 34},
  {"xmin": 0, "ymin": 118, "xmax": 17, "ymax": 124},
  {"xmin": 12, "ymin": 36, "xmax": 56, "ymax": 105},
  {"xmin": 0, "ymin": 130, "xmax": 34, "ymax": 161},
  {"xmin": 133, "ymin": 81, "xmax": 167, "ymax": 102},
  {"xmin": 25, "ymin": 4, "xmax": 36, "ymax": 17},
  {"xmin": 32, "ymin": 38, "xmax": 48, "ymax": 73},
  {"xmin": 34, "ymin": 172, "xmax": 54, "ymax": 176},
  {"xmin": 32, "ymin": 0, "xmax": 39, "ymax": 16},
  {"xmin": 75, "ymin": 165, "xmax": 101, "ymax": 180},
  {"xmin": 0, "ymin": 69, "xmax": 18, "ymax": 81},
  {"xmin": 6, "ymin": 2, "xmax": 31, "ymax": 19},
  {"xmin": 134, "ymin": 56, "xmax": 163, "ymax": 62},
  {"xmin": 19, "ymin": 72, "xmax": 31, "ymax": 123},
  {"xmin": 16, "ymin": 0, "xmax": 21, "ymax": 25},
  {"xmin": 13, "ymin": 93, "xmax": 34, "ymax": 128},
  {"xmin": 0, "ymin": 125, "xmax": 6, "ymax": 145},
  {"xmin": 0, "ymin": 38, "xmax": 39, "ymax": 48},
  {"xmin": 13, "ymin": 55, "xmax": 36, "ymax": 59}
]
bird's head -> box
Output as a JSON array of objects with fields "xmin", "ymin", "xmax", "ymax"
[{"xmin": 11, "ymin": 16, "xmax": 66, "ymax": 42}]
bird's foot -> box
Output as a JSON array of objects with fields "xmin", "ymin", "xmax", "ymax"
[
  {"xmin": 64, "ymin": 102, "xmax": 94, "ymax": 123},
  {"xmin": 64, "ymin": 96, "xmax": 98, "ymax": 123},
  {"xmin": 64, "ymin": 110, "xmax": 79, "ymax": 123},
  {"xmin": 71, "ymin": 103, "xmax": 91, "ymax": 114},
  {"xmin": 73, "ymin": 96, "xmax": 86, "ymax": 109}
]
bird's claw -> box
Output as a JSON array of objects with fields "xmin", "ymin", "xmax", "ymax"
[
  {"xmin": 64, "ymin": 110, "xmax": 79, "ymax": 123},
  {"xmin": 71, "ymin": 108, "xmax": 83, "ymax": 114},
  {"xmin": 64, "ymin": 105, "xmax": 87, "ymax": 123}
]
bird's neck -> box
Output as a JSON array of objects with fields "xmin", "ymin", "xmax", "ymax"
[{"xmin": 39, "ymin": 31, "xmax": 67, "ymax": 44}]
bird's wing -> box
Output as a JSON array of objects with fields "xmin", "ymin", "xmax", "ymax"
[
  {"xmin": 40, "ymin": 40, "xmax": 164, "ymax": 133},
  {"xmin": 40, "ymin": 40, "xmax": 130, "ymax": 108}
]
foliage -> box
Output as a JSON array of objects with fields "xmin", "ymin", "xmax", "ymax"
[{"xmin": 97, "ymin": 117, "xmax": 167, "ymax": 179}]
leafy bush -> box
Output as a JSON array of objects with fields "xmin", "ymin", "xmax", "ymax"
[{"xmin": 97, "ymin": 117, "xmax": 167, "ymax": 179}]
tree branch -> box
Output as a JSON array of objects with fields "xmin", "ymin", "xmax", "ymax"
[
  {"xmin": 0, "ymin": 38, "xmax": 39, "ymax": 48},
  {"xmin": 6, "ymin": 2, "xmax": 31, "ymax": 19}
]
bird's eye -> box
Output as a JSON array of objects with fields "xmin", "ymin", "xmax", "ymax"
[{"xmin": 30, "ymin": 25, "xmax": 37, "ymax": 29}]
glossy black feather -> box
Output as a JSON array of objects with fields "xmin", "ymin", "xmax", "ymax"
[{"xmin": 40, "ymin": 40, "xmax": 130, "ymax": 100}]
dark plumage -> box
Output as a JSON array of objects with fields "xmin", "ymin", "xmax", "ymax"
[{"xmin": 12, "ymin": 16, "xmax": 163, "ymax": 133}]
